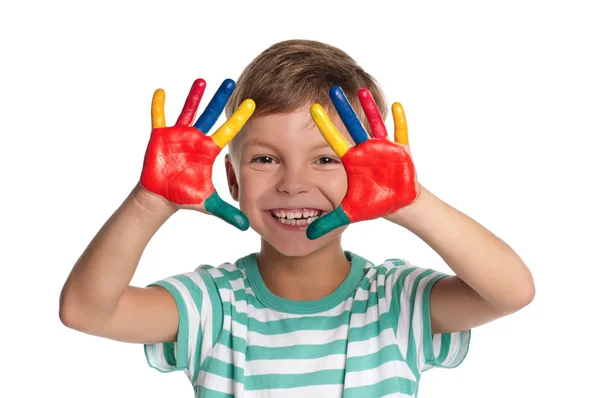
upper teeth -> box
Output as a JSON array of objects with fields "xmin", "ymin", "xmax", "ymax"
[{"xmin": 272, "ymin": 209, "xmax": 320, "ymax": 219}]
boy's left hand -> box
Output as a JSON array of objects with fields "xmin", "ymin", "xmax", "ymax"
[{"xmin": 307, "ymin": 86, "xmax": 421, "ymax": 240}]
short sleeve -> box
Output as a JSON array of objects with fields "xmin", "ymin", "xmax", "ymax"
[
  {"xmin": 385, "ymin": 260, "xmax": 471, "ymax": 376},
  {"xmin": 143, "ymin": 266, "xmax": 223, "ymax": 382}
]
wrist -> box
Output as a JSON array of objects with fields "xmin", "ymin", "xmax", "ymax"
[
  {"xmin": 131, "ymin": 183, "xmax": 178, "ymax": 220},
  {"xmin": 385, "ymin": 185, "xmax": 432, "ymax": 228}
]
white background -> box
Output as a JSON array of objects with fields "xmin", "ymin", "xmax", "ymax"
[{"xmin": 1, "ymin": 0, "xmax": 598, "ymax": 396}]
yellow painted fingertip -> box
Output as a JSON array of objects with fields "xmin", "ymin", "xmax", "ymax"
[
  {"xmin": 211, "ymin": 99, "xmax": 256, "ymax": 149},
  {"xmin": 392, "ymin": 102, "xmax": 409, "ymax": 145},
  {"xmin": 310, "ymin": 104, "xmax": 349, "ymax": 158},
  {"xmin": 151, "ymin": 89, "xmax": 166, "ymax": 129}
]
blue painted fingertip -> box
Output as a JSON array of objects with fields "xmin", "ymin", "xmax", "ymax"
[
  {"xmin": 193, "ymin": 78, "xmax": 236, "ymax": 134},
  {"xmin": 329, "ymin": 85, "xmax": 369, "ymax": 145}
]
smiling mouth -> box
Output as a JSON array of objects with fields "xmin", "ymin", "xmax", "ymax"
[{"xmin": 267, "ymin": 208, "xmax": 325, "ymax": 226}]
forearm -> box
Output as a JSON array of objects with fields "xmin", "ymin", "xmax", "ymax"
[
  {"xmin": 60, "ymin": 184, "xmax": 177, "ymax": 323},
  {"xmin": 387, "ymin": 186, "xmax": 534, "ymax": 313}
]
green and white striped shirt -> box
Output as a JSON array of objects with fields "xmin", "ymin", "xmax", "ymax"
[{"xmin": 144, "ymin": 252, "xmax": 470, "ymax": 397}]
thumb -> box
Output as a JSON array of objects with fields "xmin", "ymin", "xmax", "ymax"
[
  {"xmin": 306, "ymin": 206, "xmax": 350, "ymax": 240},
  {"xmin": 204, "ymin": 191, "xmax": 250, "ymax": 231}
]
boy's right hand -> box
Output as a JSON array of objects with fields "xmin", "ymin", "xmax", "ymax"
[{"xmin": 140, "ymin": 78, "xmax": 255, "ymax": 230}]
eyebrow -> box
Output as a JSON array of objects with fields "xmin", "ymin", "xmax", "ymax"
[
  {"xmin": 241, "ymin": 138, "xmax": 333, "ymax": 153},
  {"xmin": 310, "ymin": 142, "xmax": 335, "ymax": 152},
  {"xmin": 240, "ymin": 138, "xmax": 278, "ymax": 152}
]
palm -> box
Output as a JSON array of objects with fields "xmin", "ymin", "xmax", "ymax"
[
  {"xmin": 139, "ymin": 78, "xmax": 255, "ymax": 230},
  {"xmin": 340, "ymin": 139, "xmax": 417, "ymax": 222},
  {"xmin": 306, "ymin": 86, "xmax": 418, "ymax": 240},
  {"xmin": 141, "ymin": 125, "xmax": 220, "ymax": 205}
]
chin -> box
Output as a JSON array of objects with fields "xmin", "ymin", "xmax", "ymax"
[
  {"xmin": 244, "ymin": 206, "xmax": 347, "ymax": 257},
  {"xmin": 259, "ymin": 218, "xmax": 347, "ymax": 258},
  {"xmin": 264, "ymin": 238, "xmax": 329, "ymax": 258}
]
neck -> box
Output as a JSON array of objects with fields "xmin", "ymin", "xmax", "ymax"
[{"xmin": 257, "ymin": 238, "xmax": 351, "ymax": 301}]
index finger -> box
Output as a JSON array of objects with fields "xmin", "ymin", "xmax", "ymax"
[
  {"xmin": 310, "ymin": 104, "xmax": 350, "ymax": 158},
  {"xmin": 210, "ymin": 99, "xmax": 256, "ymax": 149}
]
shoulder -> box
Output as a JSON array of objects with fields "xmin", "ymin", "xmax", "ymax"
[
  {"xmin": 193, "ymin": 253, "xmax": 255, "ymax": 275},
  {"xmin": 351, "ymin": 253, "xmax": 443, "ymax": 291},
  {"xmin": 354, "ymin": 252, "xmax": 416, "ymax": 278},
  {"xmin": 345, "ymin": 252, "xmax": 423, "ymax": 293},
  {"xmin": 194, "ymin": 253, "xmax": 256, "ymax": 287}
]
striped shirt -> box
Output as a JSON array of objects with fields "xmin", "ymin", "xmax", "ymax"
[{"xmin": 144, "ymin": 251, "xmax": 470, "ymax": 397}]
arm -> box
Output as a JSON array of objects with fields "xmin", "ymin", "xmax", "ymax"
[
  {"xmin": 387, "ymin": 186, "xmax": 535, "ymax": 334},
  {"xmin": 307, "ymin": 86, "xmax": 534, "ymax": 336},
  {"xmin": 59, "ymin": 78, "xmax": 255, "ymax": 344},
  {"xmin": 59, "ymin": 185, "xmax": 180, "ymax": 344}
]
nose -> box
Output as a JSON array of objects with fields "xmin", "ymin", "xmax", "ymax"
[{"xmin": 275, "ymin": 164, "xmax": 313, "ymax": 196}]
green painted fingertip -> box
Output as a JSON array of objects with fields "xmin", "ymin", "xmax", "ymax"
[
  {"xmin": 306, "ymin": 206, "xmax": 350, "ymax": 240},
  {"xmin": 204, "ymin": 191, "xmax": 250, "ymax": 231}
]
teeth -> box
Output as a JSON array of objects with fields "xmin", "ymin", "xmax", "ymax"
[
  {"xmin": 269, "ymin": 209, "xmax": 322, "ymax": 227},
  {"xmin": 273, "ymin": 216, "xmax": 319, "ymax": 226},
  {"xmin": 272, "ymin": 209, "xmax": 321, "ymax": 219}
]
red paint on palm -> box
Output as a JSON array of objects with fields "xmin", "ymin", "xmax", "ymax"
[
  {"xmin": 340, "ymin": 139, "xmax": 417, "ymax": 222},
  {"xmin": 140, "ymin": 126, "xmax": 220, "ymax": 205}
]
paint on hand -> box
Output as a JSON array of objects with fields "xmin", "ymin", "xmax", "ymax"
[
  {"xmin": 140, "ymin": 78, "xmax": 255, "ymax": 230},
  {"xmin": 306, "ymin": 86, "xmax": 417, "ymax": 240}
]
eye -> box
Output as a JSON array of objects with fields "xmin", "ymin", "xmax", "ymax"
[
  {"xmin": 251, "ymin": 155, "xmax": 276, "ymax": 164},
  {"xmin": 316, "ymin": 156, "xmax": 340, "ymax": 165}
]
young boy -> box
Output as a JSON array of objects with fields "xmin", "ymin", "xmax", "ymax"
[{"xmin": 59, "ymin": 39, "xmax": 534, "ymax": 397}]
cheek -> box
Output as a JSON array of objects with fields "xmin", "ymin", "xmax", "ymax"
[
  {"xmin": 237, "ymin": 171, "xmax": 269, "ymax": 207},
  {"xmin": 320, "ymin": 169, "xmax": 348, "ymax": 203}
]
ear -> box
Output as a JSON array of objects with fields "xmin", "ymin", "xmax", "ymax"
[{"xmin": 224, "ymin": 154, "xmax": 239, "ymax": 201}]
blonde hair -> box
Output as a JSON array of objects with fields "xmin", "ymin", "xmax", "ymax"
[{"xmin": 226, "ymin": 39, "xmax": 387, "ymax": 154}]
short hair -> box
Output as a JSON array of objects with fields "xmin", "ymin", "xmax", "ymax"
[{"xmin": 226, "ymin": 39, "xmax": 388, "ymax": 156}]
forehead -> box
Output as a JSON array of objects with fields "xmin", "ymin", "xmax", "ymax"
[{"xmin": 235, "ymin": 106, "xmax": 355, "ymax": 151}]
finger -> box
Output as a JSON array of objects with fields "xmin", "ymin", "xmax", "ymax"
[
  {"xmin": 358, "ymin": 88, "xmax": 387, "ymax": 139},
  {"xmin": 211, "ymin": 99, "xmax": 256, "ymax": 149},
  {"xmin": 175, "ymin": 78, "xmax": 207, "ymax": 127},
  {"xmin": 204, "ymin": 191, "xmax": 250, "ymax": 231},
  {"xmin": 310, "ymin": 104, "xmax": 350, "ymax": 158},
  {"xmin": 151, "ymin": 89, "xmax": 166, "ymax": 129},
  {"xmin": 193, "ymin": 78, "xmax": 236, "ymax": 134},
  {"xmin": 306, "ymin": 207, "xmax": 350, "ymax": 240},
  {"xmin": 392, "ymin": 102, "xmax": 409, "ymax": 145},
  {"xmin": 329, "ymin": 86, "xmax": 369, "ymax": 145}
]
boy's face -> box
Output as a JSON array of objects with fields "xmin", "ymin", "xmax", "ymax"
[{"xmin": 226, "ymin": 105, "xmax": 353, "ymax": 257}]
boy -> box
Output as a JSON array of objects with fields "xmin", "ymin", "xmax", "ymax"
[{"xmin": 59, "ymin": 40, "xmax": 534, "ymax": 397}]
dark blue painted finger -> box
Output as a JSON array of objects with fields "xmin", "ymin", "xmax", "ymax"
[
  {"xmin": 193, "ymin": 79, "xmax": 236, "ymax": 134},
  {"xmin": 329, "ymin": 86, "xmax": 369, "ymax": 145}
]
